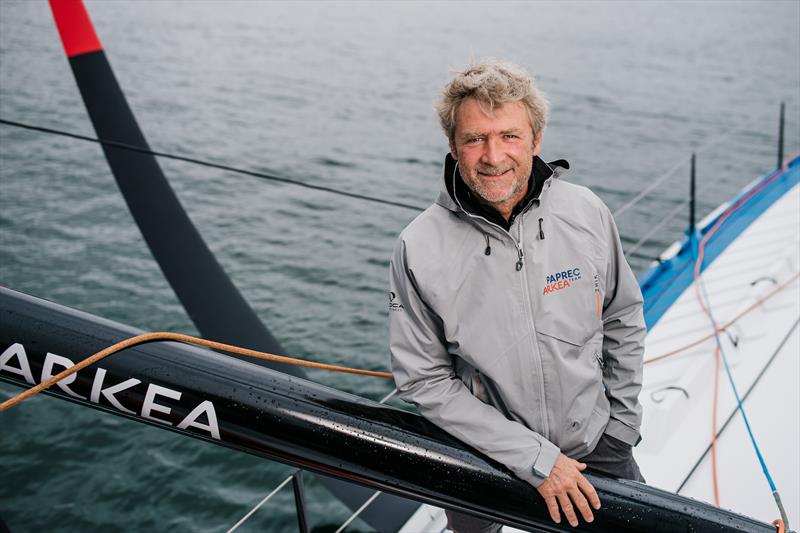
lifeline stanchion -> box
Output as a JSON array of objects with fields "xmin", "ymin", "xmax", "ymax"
[
  {"xmin": 777, "ymin": 102, "xmax": 785, "ymax": 170},
  {"xmin": 292, "ymin": 471, "xmax": 310, "ymax": 533},
  {"xmin": 689, "ymin": 153, "xmax": 696, "ymax": 234}
]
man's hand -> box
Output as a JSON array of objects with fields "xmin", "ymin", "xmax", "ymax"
[{"xmin": 536, "ymin": 453, "xmax": 601, "ymax": 527}]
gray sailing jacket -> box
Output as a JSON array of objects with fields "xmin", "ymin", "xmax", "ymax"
[{"xmin": 389, "ymin": 155, "xmax": 645, "ymax": 487}]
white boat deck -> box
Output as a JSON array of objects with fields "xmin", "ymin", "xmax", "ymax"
[{"xmin": 637, "ymin": 181, "xmax": 800, "ymax": 526}]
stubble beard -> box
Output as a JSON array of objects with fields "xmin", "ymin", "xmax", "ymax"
[{"xmin": 463, "ymin": 163, "xmax": 528, "ymax": 207}]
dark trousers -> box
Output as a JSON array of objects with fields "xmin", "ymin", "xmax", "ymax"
[{"xmin": 444, "ymin": 433, "xmax": 645, "ymax": 533}]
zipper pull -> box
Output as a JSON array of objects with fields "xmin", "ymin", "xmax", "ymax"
[
  {"xmin": 484, "ymin": 234, "xmax": 492, "ymax": 256},
  {"xmin": 539, "ymin": 218, "xmax": 545, "ymax": 240},
  {"xmin": 515, "ymin": 242, "xmax": 524, "ymax": 271}
]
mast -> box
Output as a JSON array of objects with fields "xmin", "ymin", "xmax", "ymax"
[{"xmin": 46, "ymin": 0, "xmax": 418, "ymax": 529}]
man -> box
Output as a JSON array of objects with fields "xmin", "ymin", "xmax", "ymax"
[{"xmin": 389, "ymin": 59, "xmax": 646, "ymax": 532}]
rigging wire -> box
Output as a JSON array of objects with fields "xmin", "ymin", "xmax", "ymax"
[
  {"xmin": 0, "ymin": 118, "xmax": 426, "ymax": 212},
  {"xmin": 612, "ymin": 116, "xmax": 750, "ymax": 219},
  {"xmin": 613, "ymin": 157, "xmax": 688, "ymax": 219},
  {"xmin": 1, "ymin": 116, "xmax": 762, "ymax": 264},
  {"xmin": 335, "ymin": 491, "xmax": 382, "ymax": 533},
  {"xmin": 624, "ymin": 198, "xmax": 691, "ymax": 257},
  {"xmin": 1, "ymin": 116, "xmax": 752, "ymax": 225},
  {"xmin": 226, "ymin": 475, "xmax": 294, "ymax": 533}
]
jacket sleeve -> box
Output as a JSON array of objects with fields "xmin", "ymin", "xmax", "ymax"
[
  {"xmin": 599, "ymin": 204, "xmax": 646, "ymax": 446},
  {"xmin": 389, "ymin": 237, "xmax": 560, "ymax": 487}
]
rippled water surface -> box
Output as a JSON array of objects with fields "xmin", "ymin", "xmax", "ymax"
[{"xmin": 1, "ymin": 1, "xmax": 799, "ymax": 531}]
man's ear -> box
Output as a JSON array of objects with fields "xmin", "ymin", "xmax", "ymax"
[
  {"xmin": 532, "ymin": 130, "xmax": 544, "ymax": 156},
  {"xmin": 449, "ymin": 139, "xmax": 458, "ymax": 160}
]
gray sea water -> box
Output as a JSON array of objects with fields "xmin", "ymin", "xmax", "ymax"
[{"xmin": 1, "ymin": 1, "xmax": 798, "ymax": 531}]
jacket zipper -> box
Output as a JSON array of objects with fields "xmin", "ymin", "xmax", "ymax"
[
  {"xmin": 515, "ymin": 220, "xmax": 550, "ymax": 440},
  {"xmin": 449, "ymin": 166, "xmax": 553, "ymax": 440},
  {"xmin": 451, "ymin": 181, "xmax": 551, "ymax": 440}
]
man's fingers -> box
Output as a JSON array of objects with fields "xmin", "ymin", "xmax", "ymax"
[
  {"xmin": 538, "ymin": 455, "xmax": 600, "ymax": 527},
  {"xmin": 556, "ymin": 493, "xmax": 578, "ymax": 527},
  {"xmin": 578, "ymin": 475, "xmax": 602, "ymax": 510},
  {"xmin": 544, "ymin": 495, "xmax": 561, "ymax": 524},
  {"xmin": 568, "ymin": 488, "xmax": 594, "ymax": 523}
]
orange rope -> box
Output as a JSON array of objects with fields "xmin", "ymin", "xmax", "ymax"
[
  {"xmin": 690, "ymin": 220, "xmax": 723, "ymax": 507},
  {"xmin": 711, "ymin": 345, "xmax": 721, "ymax": 506},
  {"xmin": 0, "ymin": 332, "xmax": 393, "ymax": 411}
]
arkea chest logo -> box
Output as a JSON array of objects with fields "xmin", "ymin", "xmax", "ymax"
[{"xmin": 543, "ymin": 267, "xmax": 581, "ymax": 295}]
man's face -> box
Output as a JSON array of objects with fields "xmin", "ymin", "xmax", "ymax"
[{"xmin": 450, "ymin": 98, "xmax": 542, "ymax": 217}]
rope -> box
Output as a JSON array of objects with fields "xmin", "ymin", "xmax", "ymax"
[
  {"xmin": 0, "ymin": 118, "xmax": 426, "ymax": 212},
  {"xmin": 710, "ymin": 345, "xmax": 721, "ymax": 507},
  {"xmin": 0, "ymin": 332, "xmax": 393, "ymax": 412}
]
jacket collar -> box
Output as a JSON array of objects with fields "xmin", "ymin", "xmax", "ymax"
[{"xmin": 436, "ymin": 153, "xmax": 569, "ymax": 229}]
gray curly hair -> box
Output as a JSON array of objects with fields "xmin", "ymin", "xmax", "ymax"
[{"xmin": 436, "ymin": 58, "xmax": 549, "ymax": 144}]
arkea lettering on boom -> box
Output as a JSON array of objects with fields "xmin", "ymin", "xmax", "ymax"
[{"xmin": 0, "ymin": 342, "xmax": 221, "ymax": 440}]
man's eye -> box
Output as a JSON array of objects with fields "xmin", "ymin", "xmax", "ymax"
[
  {"xmin": 465, "ymin": 137, "xmax": 482, "ymax": 144},
  {"xmin": 504, "ymin": 134, "xmax": 519, "ymax": 139}
]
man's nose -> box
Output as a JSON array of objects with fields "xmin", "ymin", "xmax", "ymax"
[{"xmin": 481, "ymin": 137, "xmax": 504, "ymax": 165}]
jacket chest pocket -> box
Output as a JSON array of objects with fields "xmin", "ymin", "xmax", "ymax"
[{"xmin": 533, "ymin": 260, "xmax": 602, "ymax": 350}]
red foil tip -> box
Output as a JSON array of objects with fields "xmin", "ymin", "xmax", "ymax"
[{"xmin": 49, "ymin": 0, "xmax": 103, "ymax": 57}]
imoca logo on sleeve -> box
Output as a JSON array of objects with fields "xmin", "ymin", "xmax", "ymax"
[{"xmin": 388, "ymin": 291, "xmax": 404, "ymax": 311}]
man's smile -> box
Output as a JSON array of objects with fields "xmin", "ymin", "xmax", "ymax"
[{"xmin": 477, "ymin": 167, "xmax": 514, "ymax": 178}]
